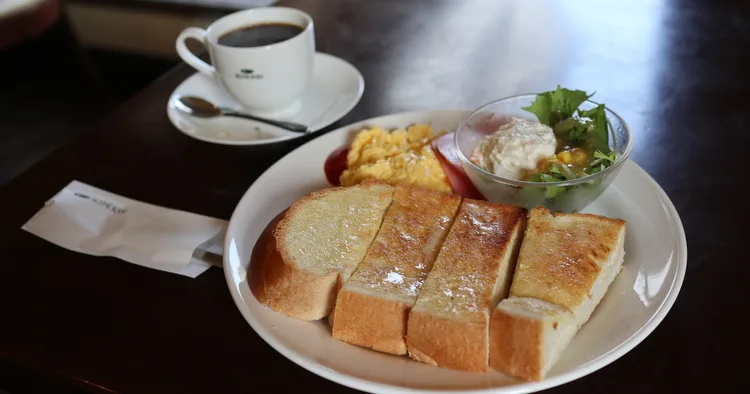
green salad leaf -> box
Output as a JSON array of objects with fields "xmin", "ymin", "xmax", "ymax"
[
  {"xmin": 548, "ymin": 163, "xmax": 566, "ymax": 178},
  {"xmin": 521, "ymin": 94, "xmax": 553, "ymax": 125},
  {"xmin": 529, "ymin": 170, "xmax": 567, "ymax": 199},
  {"xmin": 521, "ymin": 86, "xmax": 617, "ymax": 201},
  {"xmin": 577, "ymin": 104, "xmax": 609, "ymax": 152},
  {"xmin": 545, "ymin": 185, "xmax": 566, "ymax": 199},
  {"xmin": 550, "ymin": 87, "xmax": 592, "ymax": 124},
  {"xmin": 592, "ymin": 149, "xmax": 617, "ymax": 166},
  {"xmin": 553, "ymin": 118, "xmax": 589, "ymax": 144},
  {"xmin": 555, "ymin": 163, "xmax": 578, "ymax": 180},
  {"xmin": 542, "ymin": 173, "xmax": 564, "ymax": 182},
  {"xmin": 585, "ymin": 150, "xmax": 617, "ymax": 174},
  {"xmin": 522, "ymin": 86, "xmax": 592, "ymax": 127},
  {"xmin": 585, "ymin": 163, "xmax": 605, "ymax": 175},
  {"xmin": 566, "ymin": 124, "xmax": 588, "ymax": 143}
]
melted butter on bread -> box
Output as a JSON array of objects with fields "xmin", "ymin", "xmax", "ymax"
[{"xmin": 331, "ymin": 185, "xmax": 461, "ymax": 355}]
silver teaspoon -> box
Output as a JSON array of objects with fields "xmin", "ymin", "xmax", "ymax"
[{"xmin": 175, "ymin": 95, "xmax": 310, "ymax": 134}]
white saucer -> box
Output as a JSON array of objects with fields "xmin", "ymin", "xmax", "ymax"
[{"xmin": 167, "ymin": 52, "xmax": 364, "ymax": 145}]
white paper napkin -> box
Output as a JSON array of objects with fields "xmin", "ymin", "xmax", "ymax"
[{"xmin": 22, "ymin": 180, "xmax": 228, "ymax": 278}]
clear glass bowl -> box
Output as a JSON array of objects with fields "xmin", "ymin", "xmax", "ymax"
[{"xmin": 455, "ymin": 94, "xmax": 633, "ymax": 213}]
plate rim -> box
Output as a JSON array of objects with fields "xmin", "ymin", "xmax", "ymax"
[
  {"xmin": 222, "ymin": 109, "xmax": 688, "ymax": 393},
  {"xmin": 166, "ymin": 52, "xmax": 365, "ymax": 146}
]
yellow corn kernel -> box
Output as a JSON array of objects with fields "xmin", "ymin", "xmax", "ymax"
[
  {"xmin": 570, "ymin": 148, "xmax": 588, "ymax": 165},
  {"xmin": 557, "ymin": 150, "xmax": 573, "ymax": 164}
]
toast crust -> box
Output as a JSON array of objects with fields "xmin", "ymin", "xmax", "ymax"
[
  {"xmin": 406, "ymin": 200, "xmax": 526, "ymax": 371},
  {"xmin": 250, "ymin": 212, "xmax": 341, "ymax": 320},
  {"xmin": 489, "ymin": 297, "xmax": 578, "ymax": 381},
  {"xmin": 332, "ymin": 186, "xmax": 462, "ymax": 354},
  {"xmin": 331, "ymin": 289, "xmax": 411, "ymax": 354},
  {"xmin": 510, "ymin": 206, "xmax": 626, "ymax": 312},
  {"xmin": 250, "ymin": 180, "xmax": 394, "ymax": 321},
  {"xmin": 407, "ymin": 310, "xmax": 488, "ymax": 372},
  {"xmin": 489, "ymin": 304, "xmax": 544, "ymax": 381}
]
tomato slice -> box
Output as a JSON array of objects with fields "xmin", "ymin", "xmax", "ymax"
[
  {"xmin": 431, "ymin": 132, "xmax": 485, "ymax": 200},
  {"xmin": 324, "ymin": 145, "xmax": 350, "ymax": 186}
]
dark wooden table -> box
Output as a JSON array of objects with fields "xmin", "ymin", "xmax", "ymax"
[
  {"xmin": 1, "ymin": 0, "xmax": 748, "ymax": 392},
  {"xmin": 67, "ymin": 0, "xmax": 278, "ymax": 15}
]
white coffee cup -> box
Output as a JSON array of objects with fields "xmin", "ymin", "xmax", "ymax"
[{"xmin": 176, "ymin": 7, "xmax": 315, "ymax": 119}]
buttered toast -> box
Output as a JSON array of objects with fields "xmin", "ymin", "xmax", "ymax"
[
  {"xmin": 250, "ymin": 181, "xmax": 630, "ymax": 380},
  {"xmin": 489, "ymin": 207, "xmax": 627, "ymax": 381},
  {"xmin": 330, "ymin": 185, "xmax": 461, "ymax": 355},
  {"xmin": 406, "ymin": 200, "xmax": 526, "ymax": 372},
  {"xmin": 250, "ymin": 180, "xmax": 395, "ymax": 321}
]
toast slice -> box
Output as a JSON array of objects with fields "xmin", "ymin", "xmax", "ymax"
[
  {"xmin": 249, "ymin": 180, "xmax": 395, "ymax": 321},
  {"xmin": 406, "ymin": 200, "xmax": 526, "ymax": 372},
  {"xmin": 331, "ymin": 185, "xmax": 461, "ymax": 355},
  {"xmin": 489, "ymin": 206, "xmax": 627, "ymax": 381}
]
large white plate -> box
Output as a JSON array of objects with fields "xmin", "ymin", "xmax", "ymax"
[{"xmin": 223, "ymin": 110, "xmax": 687, "ymax": 393}]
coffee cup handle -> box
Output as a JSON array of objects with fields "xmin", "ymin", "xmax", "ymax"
[{"xmin": 176, "ymin": 27, "xmax": 217, "ymax": 77}]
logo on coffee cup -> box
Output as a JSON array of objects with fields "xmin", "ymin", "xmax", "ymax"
[{"xmin": 236, "ymin": 68, "xmax": 263, "ymax": 80}]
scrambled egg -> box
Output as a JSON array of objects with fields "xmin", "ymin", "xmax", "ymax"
[{"xmin": 339, "ymin": 124, "xmax": 451, "ymax": 192}]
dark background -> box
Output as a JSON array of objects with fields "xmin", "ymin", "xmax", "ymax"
[
  {"xmin": 0, "ymin": 5, "xmax": 179, "ymax": 187},
  {"xmin": 1, "ymin": 0, "xmax": 749, "ymax": 393},
  {"xmin": 1, "ymin": 1, "xmax": 182, "ymax": 391}
]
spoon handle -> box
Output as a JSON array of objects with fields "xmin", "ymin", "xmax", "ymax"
[{"xmin": 222, "ymin": 111, "xmax": 309, "ymax": 134}]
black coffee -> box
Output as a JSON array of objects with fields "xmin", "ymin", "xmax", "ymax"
[{"xmin": 218, "ymin": 23, "xmax": 303, "ymax": 48}]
